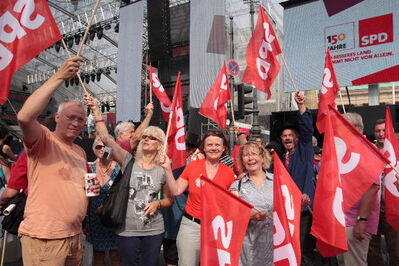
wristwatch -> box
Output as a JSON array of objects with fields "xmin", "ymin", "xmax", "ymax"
[{"xmin": 357, "ymin": 216, "xmax": 367, "ymax": 222}]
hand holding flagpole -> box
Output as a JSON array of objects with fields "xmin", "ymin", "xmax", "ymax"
[{"xmin": 61, "ymin": 39, "xmax": 90, "ymax": 96}]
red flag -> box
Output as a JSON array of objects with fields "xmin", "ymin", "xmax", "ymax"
[
  {"xmin": 316, "ymin": 49, "xmax": 340, "ymax": 133},
  {"xmin": 242, "ymin": 5, "xmax": 281, "ymax": 99},
  {"xmin": 273, "ymin": 154, "xmax": 302, "ymax": 266},
  {"xmin": 383, "ymin": 107, "xmax": 399, "ymax": 230},
  {"xmin": 199, "ymin": 63, "xmax": 231, "ymax": 129},
  {"xmin": 311, "ymin": 114, "xmax": 348, "ymax": 257},
  {"xmin": 0, "ymin": 0, "xmax": 61, "ymax": 104},
  {"xmin": 328, "ymin": 106, "xmax": 389, "ymax": 212},
  {"xmin": 149, "ymin": 64, "xmax": 171, "ymax": 121},
  {"xmin": 167, "ymin": 73, "xmax": 186, "ymax": 170},
  {"xmin": 200, "ymin": 175, "xmax": 252, "ymax": 266}
]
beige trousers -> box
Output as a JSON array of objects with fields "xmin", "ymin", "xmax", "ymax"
[
  {"xmin": 176, "ymin": 216, "xmax": 201, "ymax": 266},
  {"xmin": 20, "ymin": 234, "xmax": 83, "ymax": 266}
]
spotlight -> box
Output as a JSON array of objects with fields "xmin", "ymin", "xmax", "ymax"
[
  {"xmin": 105, "ymin": 68, "xmax": 111, "ymax": 75},
  {"xmin": 114, "ymin": 23, "xmax": 119, "ymax": 33},
  {"xmin": 74, "ymin": 77, "xmax": 79, "ymax": 86},
  {"xmin": 91, "ymin": 73, "xmax": 96, "ymax": 82},
  {"xmin": 96, "ymin": 28, "xmax": 103, "ymax": 39},
  {"xmin": 104, "ymin": 24, "xmax": 111, "ymax": 30},
  {"xmin": 96, "ymin": 72, "xmax": 102, "ymax": 82},
  {"xmin": 85, "ymin": 74, "xmax": 90, "ymax": 84},
  {"xmin": 105, "ymin": 102, "xmax": 110, "ymax": 112},
  {"xmin": 89, "ymin": 30, "xmax": 96, "ymax": 41},
  {"xmin": 65, "ymin": 80, "xmax": 69, "ymax": 87},
  {"xmin": 67, "ymin": 38, "xmax": 74, "ymax": 49},
  {"xmin": 55, "ymin": 41, "xmax": 61, "ymax": 53},
  {"xmin": 75, "ymin": 35, "xmax": 81, "ymax": 45},
  {"xmin": 70, "ymin": 78, "xmax": 75, "ymax": 86}
]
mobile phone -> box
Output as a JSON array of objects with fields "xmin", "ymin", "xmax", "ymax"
[{"xmin": 103, "ymin": 146, "xmax": 112, "ymax": 160}]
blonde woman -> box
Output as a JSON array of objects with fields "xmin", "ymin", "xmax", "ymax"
[
  {"xmin": 230, "ymin": 141, "xmax": 273, "ymax": 266},
  {"xmin": 85, "ymin": 95, "xmax": 174, "ymax": 266}
]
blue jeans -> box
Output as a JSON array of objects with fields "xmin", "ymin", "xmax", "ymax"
[{"xmin": 116, "ymin": 233, "xmax": 163, "ymax": 266}]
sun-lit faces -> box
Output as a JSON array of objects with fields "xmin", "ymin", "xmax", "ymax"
[
  {"xmin": 55, "ymin": 102, "xmax": 86, "ymax": 143},
  {"xmin": 203, "ymin": 136, "xmax": 225, "ymax": 161},
  {"xmin": 281, "ymin": 129, "xmax": 298, "ymax": 151},
  {"xmin": 241, "ymin": 146, "xmax": 263, "ymax": 173}
]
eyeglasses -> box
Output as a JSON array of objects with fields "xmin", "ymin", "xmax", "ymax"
[
  {"xmin": 242, "ymin": 153, "xmax": 261, "ymax": 159},
  {"xmin": 95, "ymin": 145, "xmax": 105, "ymax": 150},
  {"xmin": 142, "ymin": 135, "xmax": 158, "ymax": 141},
  {"xmin": 62, "ymin": 113, "xmax": 86, "ymax": 124}
]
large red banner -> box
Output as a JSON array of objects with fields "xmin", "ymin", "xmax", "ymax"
[
  {"xmin": 328, "ymin": 106, "xmax": 389, "ymax": 212},
  {"xmin": 273, "ymin": 154, "xmax": 302, "ymax": 265},
  {"xmin": 166, "ymin": 73, "xmax": 186, "ymax": 170},
  {"xmin": 0, "ymin": 0, "xmax": 61, "ymax": 103},
  {"xmin": 242, "ymin": 5, "xmax": 281, "ymax": 99},
  {"xmin": 311, "ymin": 114, "xmax": 348, "ymax": 257},
  {"xmin": 200, "ymin": 175, "xmax": 252, "ymax": 266},
  {"xmin": 383, "ymin": 107, "xmax": 399, "ymax": 230},
  {"xmin": 199, "ymin": 62, "xmax": 231, "ymax": 130}
]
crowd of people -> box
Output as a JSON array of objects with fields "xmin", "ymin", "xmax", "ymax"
[{"xmin": 0, "ymin": 56, "xmax": 397, "ymax": 266}]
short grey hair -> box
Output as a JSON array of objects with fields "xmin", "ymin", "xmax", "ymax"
[
  {"xmin": 57, "ymin": 100, "xmax": 84, "ymax": 114},
  {"xmin": 114, "ymin": 121, "xmax": 135, "ymax": 138},
  {"xmin": 344, "ymin": 112, "xmax": 364, "ymax": 133}
]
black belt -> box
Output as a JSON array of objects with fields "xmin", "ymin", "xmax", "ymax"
[{"xmin": 184, "ymin": 212, "xmax": 200, "ymax": 224}]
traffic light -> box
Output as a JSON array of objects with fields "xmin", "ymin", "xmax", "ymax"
[{"xmin": 236, "ymin": 83, "xmax": 257, "ymax": 119}]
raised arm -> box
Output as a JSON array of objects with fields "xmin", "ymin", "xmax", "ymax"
[
  {"xmin": 159, "ymin": 154, "xmax": 188, "ymax": 196},
  {"xmin": 294, "ymin": 91, "xmax": 306, "ymax": 115},
  {"xmin": 17, "ymin": 57, "xmax": 82, "ymax": 145},
  {"xmin": 130, "ymin": 102, "xmax": 154, "ymax": 150},
  {"xmin": 84, "ymin": 95, "xmax": 127, "ymax": 166}
]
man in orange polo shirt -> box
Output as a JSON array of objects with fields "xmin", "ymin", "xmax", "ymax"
[{"xmin": 17, "ymin": 57, "xmax": 93, "ymax": 266}]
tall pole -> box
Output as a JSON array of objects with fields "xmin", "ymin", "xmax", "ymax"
[
  {"xmin": 228, "ymin": 15, "xmax": 235, "ymax": 153},
  {"xmin": 249, "ymin": 0, "xmax": 260, "ymax": 138}
]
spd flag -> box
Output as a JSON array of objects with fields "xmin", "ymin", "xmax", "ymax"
[
  {"xmin": 166, "ymin": 73, "xmax": 186, "ymax": 170},
  {"xmin": 149, "ymin": 65, "xmax": 171, "ymax": 121},
  {"xmin": 0, "ymin": 0, "xmax": 61, "ymax": 103},
  {"xmin": 383, "ymin": 107, "xmax": 399, "ymax": 230},
  {"xmin": 200, "ymin": 175, "xmax": 252, "ymax": 266},
  {"xmin": 328, "ymin": 106, "xmax": 389, "ymax": 212},
  {"xmin": 242, "ymin": 5, "xmax": 281, "ymax": 99},
  {"xmin": 311, "ymin": 114, "xmax": 348, "ymax": 257},
  {"xmin": 316, "ymin": 49, "xmax": 340, "ymax": 133},
  {"xmin": 199, "ymin": 62, "xmax": 231, "ymax": 129},
  {"xmin": 273, "ymin": 154, "xmax": 302, "ymax": 266}
]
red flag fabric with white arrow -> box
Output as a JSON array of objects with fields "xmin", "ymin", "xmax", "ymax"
[
  {"xmin": 149, "ymin": 64, "xmax": 171, "ymax": 121},
  {"xmin": 311, "ymin": 114, "xmax": 348, "ymax": 257},
  {"xmin": 316, "ymin": 49, "xmax": 340, "ymax": 133},
  {"xmin": 273, "ymin": 154, "xmax": 302, "ymax": 266},
  {"xmin": 199, "ymin": 62, "xmax": 231, "ymax": 129},
  {"xmin": 242, "ymin": 5, "xmax": 281, "ymax": 99},
  {"xmin": 200, "ymin": 175, "xmax": 252, "ymax": 266},
  {"xmin": 166, "ymin": 73, "xmax": 186, "ymax": 170},
  {"xmin": 0, "ymin": 0, "xmax": 62, "ymax": 104},
  {"xmin": 383, "ymin": 107, "xmax": 399, "ymax": 230},
  {"xmin": 328, "ymin": 106, "xmax": 389, "ymax": 212}
]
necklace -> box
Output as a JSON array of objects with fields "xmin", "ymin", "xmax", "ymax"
[{"xmin": 97, "ymin": 161, "xmax": 113, "ymax": 183}]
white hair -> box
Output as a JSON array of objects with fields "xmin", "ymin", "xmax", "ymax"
[
  {"xmin": 114, "ymin": 121, "xmax": 135, "ymax": 139},
  {"xmin": 57, "ymin": 99, "xmax": 84, "ymax": 114}
]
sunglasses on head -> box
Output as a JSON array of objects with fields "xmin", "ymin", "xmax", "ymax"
[
  {"xmin": 95, "ymin": 145, "xmax": 105, "ymax": 150},
  {"xmin": 142, "ymin": 135, "xmax": 158, "ymax": 141}
]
